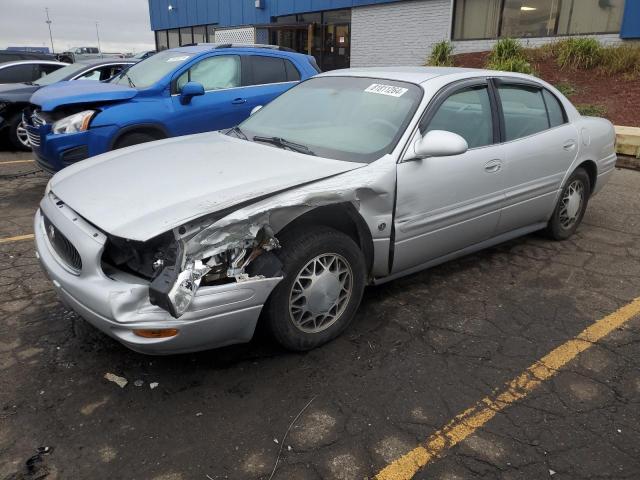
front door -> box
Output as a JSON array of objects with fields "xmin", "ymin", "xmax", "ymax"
[
  {"xmin": 170, "ymin": 54, "xmax": 252, "ymax": 136},
  {"xmin": 393, "ymin": 81, "xmax": 505, "ymax": 274}
]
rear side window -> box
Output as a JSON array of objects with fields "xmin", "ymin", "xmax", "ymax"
[
  {"xmin": 498, "ymin": 85, "xmax": 549, "ymax": 141},
  {"xmin": 543, "ymin": 90, "xmax": 566, "ymax": 128},
  {"xmin": 248, "ymin": 56, "xmax": 288, "ymax": 85},
  {"xmin": 424, "ymin": 85, "xmax": 494, "ymax": 149},
  {"xmin": 284, "ymin": 59, "xmax": 301, "ymax": 81}
]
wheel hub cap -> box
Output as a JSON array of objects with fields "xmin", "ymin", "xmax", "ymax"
[
  {"xmin": 559, "ymin": 180, "xmax": 584, "ymax": 229},
  {"xmin": 289, "ymin": 254, "xmax": 353, "ymax": 333},
  {"xmin": 16, "ymin": 122, "xmax": 30, "ymax": 148}
]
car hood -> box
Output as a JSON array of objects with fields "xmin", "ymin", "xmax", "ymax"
[
  {"xmin": 0, "ymin": 82, "xmax": 38, "ymax": 103},
  {"xmin": 50, "ymin": 132, "xmax": 363, "ymax": 241},
  {"xmin": 30, "ymin": 80, "xmax": 137, "ymax": 111}
]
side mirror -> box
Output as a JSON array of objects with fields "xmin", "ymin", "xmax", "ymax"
[
  {"xmin": 411, "ymin": 130, "xmax": 468, "ymax": 159},
  {"xmin": 250, "ymin": 105, "xmax": 263, "ymax": 116},
  {"xmin": 180, "ymin": 81, "xmax": 205, "ymax": 105}
]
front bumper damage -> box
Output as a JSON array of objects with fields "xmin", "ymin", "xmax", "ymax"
[{"xmin": 34, "ymin": 193, "xmax": 283, "ymax": 355}]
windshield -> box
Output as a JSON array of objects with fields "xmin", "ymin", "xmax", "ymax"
[
  {"xmin": 111, "ymin": 50, "xmax": 192, "ymax": 89},
  {"xmin": 33, "ymin": 63, "xmax": 88, "ymax": 86},
  {"xmin": 238, "ymin": 76, "xmax": 423, "ymax": 163}
]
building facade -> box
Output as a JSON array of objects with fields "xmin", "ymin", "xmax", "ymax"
[{"xmin": 148, "ymin": 0, "xmax": 640, "ymax": 70}]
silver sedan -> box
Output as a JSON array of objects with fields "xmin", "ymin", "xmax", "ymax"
[{"xmin": 35, "ymin": 67, "xmax": 616, "ymax": 354}]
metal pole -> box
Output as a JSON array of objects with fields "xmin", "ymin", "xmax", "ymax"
[
  {"xmin": 95, "ymin": 22, "xmax": 102, "ymax": 56},
  {"xmin": 45, "ymin": 8, "xmax": 54, "ymax": 54}
]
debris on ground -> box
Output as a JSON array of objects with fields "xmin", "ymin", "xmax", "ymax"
[
  {"xmin": 150, "ymin": 382, "xmax": 159, "ymax": 390},
  {"xmin": 134, "ymin": 380, "xmax": 144, "ymax": 387},
  {"xmin": 104, "ymin": 373, "xmax": 128, "ymax": 389}
]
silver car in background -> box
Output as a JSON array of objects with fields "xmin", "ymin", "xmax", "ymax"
[{"xmin": 34, "ymin": 67, "xmax": 616, "ymax": 354}]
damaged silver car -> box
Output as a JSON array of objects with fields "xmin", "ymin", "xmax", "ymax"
[{"xmin": 34, "ymin": 67, "xmax": 616, "ymax": 354}]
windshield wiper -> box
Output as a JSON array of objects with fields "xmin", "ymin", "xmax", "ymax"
[
  {"xmin": 121, "ymin": 72, "xmax": 135, "ymax": 88},
  {"xmin": 228, "ymin": 125, "xmax": 247, "ymax": 140},
  {"xmin": 252, "ymin": 135, "xmax": 316, "ymax": 156}
]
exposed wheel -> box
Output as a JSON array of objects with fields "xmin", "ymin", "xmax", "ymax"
[
  {"xmin": 113, "ymin": 132, "xmax": 162, "ymax": 150},
  {"xmin": 264, "ymin": 226, "xmax": 366, "ymax": 351},
  {"xmin": 545, "ymin": 167, "xmax": 591, "ymax": 240},
  {"xmin": 8, "ymin": 113, "xmax": 31, "ymax": 151}
]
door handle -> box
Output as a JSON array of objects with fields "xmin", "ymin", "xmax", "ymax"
[
  {"xmin": 232, "ymin": 98, "xmax": 247, "ymax": 105},
  {"xmin": 484, "ymin": 159, "xmax": 502, "ymax": 173},
  {"xmin": 563, "ymin": 140, "xmax": 577, "ymax": 151}
]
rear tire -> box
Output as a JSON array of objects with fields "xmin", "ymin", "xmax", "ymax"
[
  {"xmin": 8, "ymin": 113, "xmax": 31, "ymax": 151},
  {"xmin": 113, "ymin": 132, "xmax": 162, "ymax": 150},
  {"xmin": 545, "ymin": 167, "xmax": 591, "ymax": 240},
  {"xmin": 264, "ymin": 226, "xmax": 366, "ymax": 351}
]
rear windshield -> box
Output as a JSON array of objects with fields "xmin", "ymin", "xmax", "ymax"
[{"xmin": 111, "ymin": 50, "xmax": 192, "ymax": 89}]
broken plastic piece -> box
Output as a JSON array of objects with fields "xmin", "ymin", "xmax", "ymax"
[{"xmin": 104, "ymin": 372, "xmax": 128, "ymax": 388}]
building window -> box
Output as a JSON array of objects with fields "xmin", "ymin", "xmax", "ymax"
[
  {"xmin": 167, "ymin": 28, "xmax": 180, "ymax": 48},
  {"xmin": 453, "ymin": 0, "xmax": 625, "ymax": 40},
  {"xmin": 156, "ymin": 30, "xmax": 169, "ymax": 51},
  {"xmin": 180, "ymin": 27, "xmax": 193, "ymax": 45},
  {"xmin": 192, "ymin": 25, "xmax": 206, "ymax": 44}
]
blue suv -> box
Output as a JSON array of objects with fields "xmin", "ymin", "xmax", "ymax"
[{"xmin": 25, "ymin": 44, "xmax": 319, "ymax": 173}]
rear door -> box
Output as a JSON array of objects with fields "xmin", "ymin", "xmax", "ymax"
[
  {"xmin": 240, "ymin": 54, "xmax": 301, "ymax": 112},
  {"xmin": 493, "ymin": 79, "xmax": 578, "ymax": 233},
  {"xmin": 170, "ymin": 54, "xmax": 249, "ymax": 135}
]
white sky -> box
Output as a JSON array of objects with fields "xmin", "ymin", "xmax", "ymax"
[{"xmin": 0, "ymin": 0, "xmax": 155, "ymax": 54}]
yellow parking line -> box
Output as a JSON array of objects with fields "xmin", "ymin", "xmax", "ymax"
[
  {"xmin": 0, "ymin": 160, "xmax": 34, "ymax": 165},
  {"xmin": 0, "ymin": 234, "xmax": 35, "ymax": 244},
  {"xmin": 376, "ymin": 297, "xmax": 640, "ymax": 480}
]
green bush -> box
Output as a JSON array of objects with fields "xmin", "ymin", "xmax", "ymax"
[
  {"xmin": 554, "ymin": 82, "xmax": 577, "ymax": 97},
  {"xmin": 485, "ymin": 38, "xmax": 534, "ymax": 74},
  {"xmin": 599, "ymin": 44, "xmax": 640, "ymax": 75},
  {"xmin": 576, "ymin": 104, "xmax": 607, "ymax": 117},
  {"xmin": 428, "ymin": 41, "xmax": 454, "ymax": 67},
  {"xmin": 489, "ymin": 38, "xmax": 525, "ymax": 62},
  {"xmin": 556, "ymin": 38, "xmax": 602, "ymax": 69}
]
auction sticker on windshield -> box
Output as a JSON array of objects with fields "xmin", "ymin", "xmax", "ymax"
[{"xmin": 365, "ymin": 84, "xmax": 408, "ymax": 97}]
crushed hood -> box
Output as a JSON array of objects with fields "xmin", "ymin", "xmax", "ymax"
[
  {"xmin": 30, "ymin": 80, "xmax": 137, "ymax": 111},
  {"xmin": 50, "ymin": 132, "xmax": 363, "ymax": 241}
]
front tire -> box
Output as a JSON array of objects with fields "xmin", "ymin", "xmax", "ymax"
[
  {"xmin": 264, "ymin": 226, "xmax": 366, "ymax": 351},
  {"xmin": 8, "ymin": 113, "xmax": 31, "ymax": 151},
  {"xmin": 546, "ymin": 167, "xmax": 591, "ymax": 240}
]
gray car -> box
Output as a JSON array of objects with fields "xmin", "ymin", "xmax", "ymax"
[{"xmin": 34, "ymin": 67, "xmax": 616, "ymax": 355}]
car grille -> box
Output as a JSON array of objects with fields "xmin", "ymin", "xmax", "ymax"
[
  {"xmin": 43, "ymin": 214, "xmax": 82, "ymax": 272},
  {"xmin": 26, "ymin": 111, "xmax": 46, "ymax": 147},
  {"xmin": 32, "ymin": 111, "xmax": 46, "ymax": 127}
]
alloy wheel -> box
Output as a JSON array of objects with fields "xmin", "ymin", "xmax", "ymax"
[{"xmin": 16, "ymin": 122, "xmax": 30, "ymax": 148}]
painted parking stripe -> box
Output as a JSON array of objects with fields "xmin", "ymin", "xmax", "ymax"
[
  {"xmin": 376, "ymin": 297, "xmax": 640, "ymax": 480},
  {"xmin": 0, "ymin": 234, "xmax": 35, "ymax": 244},
  {"xmin": 0, "ymin": 160, "xmax": 34, "ymax": 165}
]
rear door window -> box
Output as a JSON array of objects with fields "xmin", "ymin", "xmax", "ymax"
[
  {"xmin": 423, "ymin": 85, "xmax": 494, "ymax": 149},
  {"xmin": 248, "ymin": 56, "xmax": 289, "ymax": 85},
  {"xmin": 498, "ymin": 85, "xmax": 550, "ymax": 141},
  {"xmin": 176, "ymin": 55, "xmax": 241, "ymax": 91},
  {"xmin": 543, "ymin": 90, "xmax": 566, "ymax": 128}
]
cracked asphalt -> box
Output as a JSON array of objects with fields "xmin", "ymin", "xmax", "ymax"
[{"xmin": 1, "ymin": 147, "xmax": 639, "ymax": 480}]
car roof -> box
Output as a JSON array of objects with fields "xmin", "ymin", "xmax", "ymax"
[
  {"xmin": 0, "ymin": 60, "xmax": 68, "ymax": 68},
  {"xmin": 75, "ymin": 58, "xmax": 137, "ymax": 66},
  {"xmin": 168, "ymin": 43, "xmax": 308, "ymax": 58},
  {"xmin": 318, "ymin": 66, "xmax": 531, "ymax": 85}
]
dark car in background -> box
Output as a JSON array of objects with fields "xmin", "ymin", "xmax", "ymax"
[
  {"xmin": 0, "ymin": 50, "xmax": 56, "ymax": 63},
  {"xmin": 0, "ymin": 60, "xmax": 67, "ymax": 85},
  {"xmin": 0, "ymin": 59, "xmax": 135, "ymax": 150}
]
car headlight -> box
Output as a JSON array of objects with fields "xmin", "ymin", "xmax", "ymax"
[{"xmin": 52, "ymin": 110, "xmax": 96, "ymax": 134}]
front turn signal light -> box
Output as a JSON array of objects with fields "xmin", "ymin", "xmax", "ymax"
[{"xmin": 133, "ymin": 328, "xmax": 179, "ymax": 338}]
